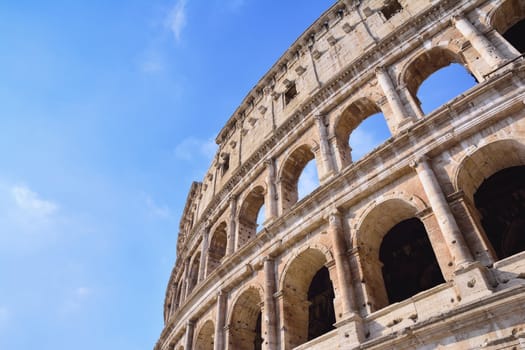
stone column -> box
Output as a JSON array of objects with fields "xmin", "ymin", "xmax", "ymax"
[
  {"xmin": 400, "ymin": 84, "xmax": 425, "ymax": 119},
  {"xmin": 411, "ymin": 156, "xmax": 473, "ymax": 268},
  {"xmin": 214, "ymin": 291, "xmax": 227, "ymax": 350},
  {"xmin": 265, "ymin": 159, "xmax": 278, "ymax": 221},
  {"xmin": 453, "ymin": 15, "xmax": 504, "ymax": 68},
  {"xmin": 263, "ymin": 258, "xmax": 278, "ymax": 350},
  {"xmin": 376, "ymin": 66, "xmax": 411, "ymax": 133},
  {"xmin": 274, "ymin": 291, "xmax": 286, "ymax": 350},
  {"xmin": 314, "ymin": 115, "xmax": 336, "ymax": 181},
  {"xmin": 183, "ymin": 259, "xmax": 190, "ymax": 300},
  {"xmin": 184, "ymin": 320, "xmax": 195, "ymax": 350},
  {"xmin": 198, "ymin": 228, "xmax": 209, "ymax": 282},
  {"xmin": 327, "ymin": 209, "xmax": 356, "ymax": 317},
  {"xmin": 226, "ymin": 197, "xmax": 237, "ymax": 256}
]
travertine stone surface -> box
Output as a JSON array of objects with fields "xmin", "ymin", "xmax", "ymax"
[{"xmin": 157, "ymin": 1, "xmax": 525, "ymax": 349}]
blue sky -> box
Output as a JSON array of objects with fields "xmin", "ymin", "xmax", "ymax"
[{"xmin": 0, "ymin": 1, "xmax": 476, "ymax": 349}]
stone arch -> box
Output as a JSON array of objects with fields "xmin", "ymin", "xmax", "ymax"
[
  {"xmin": 187, "ymin": 251, "xmax": 201, "ymax": 295},
  {"xmin": 228, "ymin": 285, "xmax": 264, "ymax": 350},
  {"xmin": 400, "ymin": 46, "xmax": 477, "ymax": 115},
  {"xmin": 175, "ymin": 279, "xmax": 184, "ymax": 308},
  {"xmin": 237, "ymin": 185, "xmax": 266, "ymax": 248},
  {"xmin": 490, "ymin": 0, "xmax": 525, "ymax": 53},
  {"xmin": 194, "ymin": 319, "xmax": 214, "ymax": 350},
  {"xmin": 332, "ymin": 97, "xmax": 386, "ymax": 166},
  {"xmin": 353, "ymin": 196, "xmax": 439, "ymax": 312},
  {"xmin": 454, "ymin": 139, "xmax": 525, "ymax": 200},
  {"xmin": 278, "ymin": 143, "xmax": 318, "ymax": 212},
  {"xmin": 401, "ymin": 46, "xmax": 469, "ymax": 98},
  {"xmin": 207, "ymin": 221, "xmax": 228, "ymax": 276},
  {"xmin": 455, "ymin": 139, "xmax": 525, "ymax": 261},
  {"xmin": 280, "ymin": 246, "xmax": 336, "ymax": 348}
]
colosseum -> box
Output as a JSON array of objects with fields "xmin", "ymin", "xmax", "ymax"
[{"xmin": 155, "ymin": 0, "xmax": 525, "ymax": 349}]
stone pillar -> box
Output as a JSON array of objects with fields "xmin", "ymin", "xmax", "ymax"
[
  {"xmin": 214, "ymin": 291, "xmax": 227, "ymax": 350},
  {"xmin": 328, "ymin": 136, "xmax": 348, "ymax": 172},
  {"xmin": 314, "ymin": 115, "xmax": 336, "ymax": 181},
  {"xmin": 327, "ymin": 210, "xmax": 356, "ymax": 317},
  {"xmin": 198, "ymin": 229, "xmax": 209, "ymax": 282},
  {"xmin": 274, "ymin": 291, "xmax": 286, "ymax": 350},
  {"xmin": 183, "ymin": 259, "xmax": 190, "ymax": 299},
  {"xmin": 184, "ymin": 320, "xmax": 195, "ymax": 350},
  {"xmin": 226, "ymin": 197, "xmax": 237, "ymax": 256},
  {"xmin": 453, "ymin": 15, "xmax": 504, "ymax": 68},
  {"xmin": 411, "ymin": 156, "xmax": 473, "ymax": 268},
  {"xmin": 376, "ymin": 66, "xmax": 411, "ymax": 132},
  {"xmin": 263, "ymin": 258, "xmax": 278, "ymax": 350},
  {"xmin": 400, "ymin": 84, "xmax": 425, "ymax": 119},
  {"xmin": 265, "ymin": 159, "xmax": 278, "ymax": 221}
]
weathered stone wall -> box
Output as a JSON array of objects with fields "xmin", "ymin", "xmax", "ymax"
[{"xmin": 158, "ymin": 0, "xmax": 525, "ymax": 349}]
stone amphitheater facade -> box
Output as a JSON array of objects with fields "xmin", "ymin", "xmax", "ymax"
[{"xmin": 155, "ymin": 0, "xmax": 525, "ymax": 349}]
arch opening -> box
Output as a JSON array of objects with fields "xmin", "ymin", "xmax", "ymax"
[
  {"xmin": 307, "ymin": 266, "xmax": 336, "ymax": 341},
  {"xmin": 207, "ymin": 223, "xmax": 227, "ymax": 276},
  {"xmin": 335, "ymin": 98, "xmax": 390, "ymax": 166},
  {"xmin": 474, "ymin": 166, "xmax": 525, "ymax": 260},
  {"xmin": 491, "ymin": 0, "xmax": 525, "ymax": 54},
  {"xmin": 380, "ymin": 218, "xmax": 445, "ymax": 304},
  {"xmin": 417, "ymin": 63, "xmax": 477, "ymax": 115},
  {"xmin": 280, "ymin": 145, "xmax": 317, "ymax": 212},
  {"xmin": 282, "ymin": 248, "xmax": 335, "ymax": 348},
  {"xmin": 297, "ymin": 159, "xmax": 320, "ymax": 200},
  {"xmin": 503, "ymin": 19, "xmax": 525, "ymax": 53},
  {"xmin": 229, "ymin": 288, "xmax": 263, "ymax": 350},
  {"xmin": 188, "ymin": 253, "xmax": 201, "ymax": 295},
  {"xmin": 403, "ymin": 47, "xmax": 477, "ymax": 115},
  {"xmin": 194, "ymin": 320, "xmax": 214, "ymax": 350},
  {"xmin": 238, "ymin": 186, "xmax": 265, "ymax": 248},
  {"xmin": 349, "ymin": 112, "xmax": 391, "ymax": 162}
]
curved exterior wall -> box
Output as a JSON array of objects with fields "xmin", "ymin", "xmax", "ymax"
[{"xmin": 156, "ymin": 0, "xmax": 525, "ymax": 349}]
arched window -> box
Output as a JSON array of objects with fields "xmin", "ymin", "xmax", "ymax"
[
  {"xmin": 379, "ymin": 218, "xmax": 445, "ymax": 303},
  {"xmin": 403, "ymin": 47, "xmax": 477, "ymax": 116},
  {"xmin": 417, "ymin": 63, "xmax": 477, "ymax": 114},
  {"xmin": 280, "ymin": 145, "xmax": 318, "ymax": 212},
  {"xmin": 282, "ymin": 248, "xmax": 336, "ymax": 348},
  {"xmin": 307, "ymin": 266, "xmax": 336, "ymax": 340},
  {"xmin": 491, "ymin": 0, "xmax": 525, "ymax": 54},
  {"xmin": 474, "ymin": 166, "xmax": 525, "ymax": 260},
  {"xmin": 229, "ymin": 288, "xmax": 263, "ymax": 350},
  {"xmin": 335, "ymin": 98, "xmax": 391, "ymax": 166},
  {"xmin": 187, "ymin": 252, "xmax": 201, "ymax": 294},
  {"xmin": 297, "ymin": 159, "xmax": 320, "ymax": 200},
  {"xmin": 194, "ymin": 320, "xmax": 214, "ymax": 350},
  {"xmin": 207, "ymin": 222, "xmax": 227, "ymax": 276},
  {"xmin": 237, "ymin": 186, "xmax": 265, "ymax": 248},
  {"xmin": 349, "ymin": 112, "xmax": 391, "ymax": 161}
]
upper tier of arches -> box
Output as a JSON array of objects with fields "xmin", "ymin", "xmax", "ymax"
[{"xmin": 164, "ymin": 0, "xmax": 525, "ymax": 330}]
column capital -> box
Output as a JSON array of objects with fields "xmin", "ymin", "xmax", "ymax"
[
  {"xmin": 375, "ymin": 65, "xmax": 386, "ymax": 74},
  {"xmin": 409, "ymin": 154, "xmax": 430, "ymax": 169},
  {"xmin": 314, "ymin": 114, "xmax": 326, "ymax": 123},
  {"xmin": 450, "ymin": 13, "xmax": 465, "ymax": 25},
  {"xmin": 326, "ymin": 208, "xmax": 343, "ymax": 227}
]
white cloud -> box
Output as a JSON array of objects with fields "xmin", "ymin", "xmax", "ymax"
[
  {"xmin": 146, "ymin": 196, "xmax": 171, "ymax": 219},
  {"xmin": 140, "ymin": 50, "xmax": 165, "ymax": 73},
  {"xmin": 298, "ymin": 160, "xmax": 319, "ymax": 200},
  {"xmin": 11, "ymin": 185, "xmax": 58, "ymax": 217},
  {"xmin": 173, "ymin": 137, "xmax": 217, "ymax": 162},
  {"xmin": 166, "ymin": 0, "xmax": 187, "ymax": 42}
]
